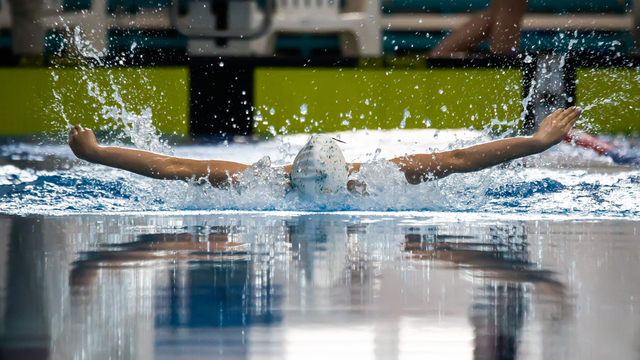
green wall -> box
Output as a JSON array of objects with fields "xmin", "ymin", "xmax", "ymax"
[
  {"xmin": 576, "ymin": 68, "xmax": 640, "ymax": 134},
  {"xmin": 2, "ymin": 65, "xmax": 637, "ymax": 138},
  {"xmin": 253, "ymin": 68, "xmax": 523, "ymax": 135},
  {"xmin": 0, "ymin": 67, "xmax": 189, "ymax": 136}
]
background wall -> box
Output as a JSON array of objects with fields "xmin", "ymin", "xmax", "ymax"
[{"xmin": 0, "ymin": 67, "xmax": 189, "ymax": 136}]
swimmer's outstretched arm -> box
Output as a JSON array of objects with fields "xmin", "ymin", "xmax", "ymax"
[
  {"xmin": 386, "ymin": 107, "xmax": 581, "ymax": 184},
  {"xmin": 68, "ymin": 126, "xmax": 250, "ymax": 186}
]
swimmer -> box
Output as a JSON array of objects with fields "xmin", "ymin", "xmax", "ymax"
[{"xmin": 68, "ymin": 107, "xmax": 582, "ymax": 195}]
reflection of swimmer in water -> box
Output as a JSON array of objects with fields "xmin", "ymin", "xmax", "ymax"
[
  {"xmin": 69, "ymin": 107, "xmax": 581, "ymax": 195},
  {"xmin": 70, "ymin": 232, "xmax": 249, "ymax": 287},
  {"xmin": 403, "ymin": 233, "xmax": 566, "ymax": 299}
]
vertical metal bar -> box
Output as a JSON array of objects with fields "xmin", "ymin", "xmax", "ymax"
[{"xmin": 634, "ymin": 0, "xmax": 640, "ymax": 54}]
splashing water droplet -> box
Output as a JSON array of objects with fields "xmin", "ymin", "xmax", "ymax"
[
  {"xmin": 400, "ymin": 109, "xmax": 410, "ymax": 129},
  {"xmin": 440, "ymin": 106, "xmax": 448, "ymax": 112},
  {"xmin": 300, "ymin": 104, "xmax": 307, "ymax": 115},
  {"xmin": 219, "ymin": 62, "xmax": 224, "ymax": 67},
  {"xmin": 270, "ymin": 108, "xmax": 275, "ymax": 115}
]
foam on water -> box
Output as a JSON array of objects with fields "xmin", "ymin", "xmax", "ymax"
[
  {"xmin": 2, "ymin": 129, "xmax": 640, "ymax": 217},
  {"xmin": 3, "ymin": 29, "xmax": 640, "ymax": 217}
]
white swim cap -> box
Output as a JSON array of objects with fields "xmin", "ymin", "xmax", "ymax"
[{"xmin": 291, "ymin": 135, "xmax": 349, "ymax": 196}]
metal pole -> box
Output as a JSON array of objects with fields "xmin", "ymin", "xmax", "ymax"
[{"xmin": 634, "ymin": 0, "xmax": 640, "ymax": 54}]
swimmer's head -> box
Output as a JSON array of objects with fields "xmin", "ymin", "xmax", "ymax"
[{"xmin": 291, "ymin": 135, "xmax": 349, "ymax": 196}]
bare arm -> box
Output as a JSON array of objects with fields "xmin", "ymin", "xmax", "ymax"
[
  {"xmin": 388, "ymin": 107, "xmax": 581, "ymax": 184},
  {"xmin": 68, "ymin": 126, "xmax": 250, "ymax": 186}
]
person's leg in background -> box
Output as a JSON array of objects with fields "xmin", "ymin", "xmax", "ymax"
[
  {"xmin": 489, "ymin": 0, "xmax": 527, "ymax": 55},
  {"xmin": 428, "ymin": 9, "xmax": 493, "ymax": 57},
  {"xmin": 429, "ymin": 0, "xmax": 528, "ymax": 57},
  {"xmin": 9, "ymin": 0, "xmax": 45, "ymax": 59}
]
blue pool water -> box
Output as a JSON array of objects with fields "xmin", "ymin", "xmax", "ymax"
[
  {"xmin": 2, "ymin": 126, "xmax": 640, "ymax": 360},
  {"xmin": 2, "ymin": 129, "xmax": 639, "ymax": 217}
]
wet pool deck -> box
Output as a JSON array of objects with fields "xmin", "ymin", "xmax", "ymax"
[{"xmin": 0, "ymin": 213, "xmax": 638, "ymax": 359}]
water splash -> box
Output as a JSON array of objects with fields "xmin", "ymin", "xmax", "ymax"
[
  {"xmin": 2, "ymin": 128, "xmax": 639, "ymax": 217},
  {"xmin": 400, "ymin": 110, "xmax": 409, "ymax": 129},
  {"xmin": 50, "ymin": 23, "xmax": 170, "ymax": 155},
  {"xmin": 9, "ymin": 25, "xmax": 637, "ymax": 217}
]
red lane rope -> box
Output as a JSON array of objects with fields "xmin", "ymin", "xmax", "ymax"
[{"xmin": 563, "ymin": 129, "xmax": 616, "ymax": 155}]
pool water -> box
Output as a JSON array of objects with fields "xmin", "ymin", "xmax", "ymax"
[
  {"xmin": 0, "ymin": 213, "xmax": 638, "ymax": 359},
  {"xmin": 2, "ymin": 129, "xmax": 640, "ymax": 217},
  {"xmin": 1, "ymin": 118, "xmax": 640, "ymax": 359},
  {"xmin": 2, "ymin": 24, "xmax": 640, "ymax": 358}
]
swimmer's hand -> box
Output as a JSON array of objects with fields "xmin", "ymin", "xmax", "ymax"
[
  {"xmin": 533, "ymin": 107, "xmax": 581, "ymax": 148},
  {"xmin": 68, "ymin": 125, "xmax": 101, "ymax": 162}
]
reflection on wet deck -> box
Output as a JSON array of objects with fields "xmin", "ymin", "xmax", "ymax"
[{"xmin": 0, "ymin": 214, "xmax": 638, "ymax": 359}]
